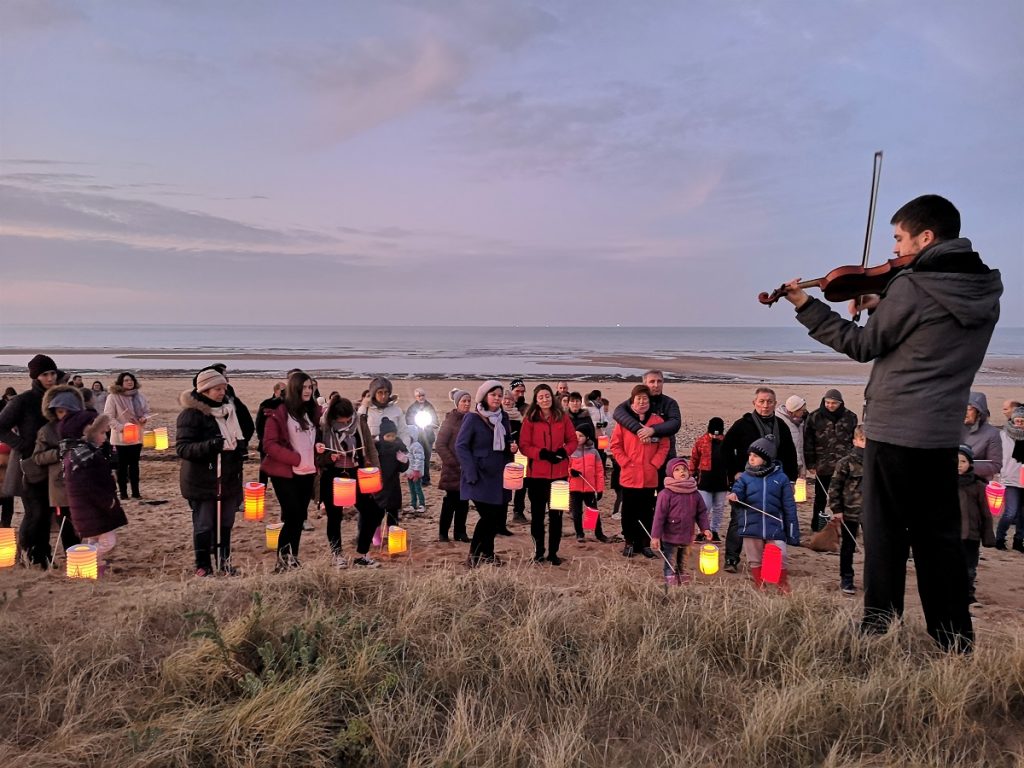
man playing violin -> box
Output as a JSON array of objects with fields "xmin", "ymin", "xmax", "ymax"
[{"xmin": 780, "ymin": 194, "xmax": 1002, "ymax": 653}]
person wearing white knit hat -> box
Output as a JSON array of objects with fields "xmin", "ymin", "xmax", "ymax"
[{"xmin": 777, "ymin": 394, "xmax": 808, "ymax": 479}]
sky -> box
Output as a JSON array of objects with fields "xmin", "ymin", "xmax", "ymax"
[{"xmin": 1, "ymin": 0, "xmax": 1022, "ymax": 328}]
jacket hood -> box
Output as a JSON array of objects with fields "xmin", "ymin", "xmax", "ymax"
[
  {"xmin": 109, "ymin": 382, "xmax": 141, "ymax": 395},
  {"xmin": 368, "ymin": 377, "xmax": 398, "ymax": 407},
  {"xmin": 179, "ymin": 389, "xmax": 223, "ymax": 416},
  {"xmin": 967, "ymin": 391, "xmax": 989, "ymax": 420},
  {"xmin": 908, "ymin": 240, "xmax": 1002, "ymax": 330},
  {"xmin": 58, "ymin": 409, "xmax": 111, "ymax": 442},
  {"xmin": 41, "ymin": 384, "xmax": 85, "ymax": 421}
]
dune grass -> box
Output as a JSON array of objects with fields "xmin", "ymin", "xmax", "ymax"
[{"xmin": 1, "ymin": 564, "xmax": 1022, "ymax": 767}]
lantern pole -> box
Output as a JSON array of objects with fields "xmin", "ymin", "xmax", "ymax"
[
  {"xmin": 49, "ymin": 508, "xmax": 68, "ymax": 569},
  {"xmin": 215, "ymin": 452, "xmax": 222, "ymax": 573},
  {"xmin": 635, "ymin": 518, "xmax": 679, "ymax": 579}
]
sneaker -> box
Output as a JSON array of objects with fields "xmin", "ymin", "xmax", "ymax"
[
  {"xmin": 195, "ymin": 566, "xmax": 214, "ymax": 578},
  {"xmin": 331, "ymin": 554, "xmax": 348, "ymax": 569},
  {"xmin": 547, "ymin": 555, "xmax": 562, "ymax": 566},
  {"xmin": 302, "ymin": 520, "xmax": 315, "ymax": 531},
  {"xmin": 641, "ymin": 547, "xmax": 657, "ymax": 559},
  {"xmin": 621, "ymin": 545, "xmax": 634, "ymax": 558},
  {"xmin": 455, "ymin": 534, "xmax": 471, "ymax": 543},
  {"xmin": 353, "ymin": 556, "xmax": 379, "ymax": 568},
  {"xmin": 723, "ymin": 560, "xmax": 738, "ymax": 574},
  {"xmin": 665, "ymin": 575, "xmax": 676, "ymax": 588},
  {"xmin": 841, "ymin": 579, "xmax": 855, "ymax": 595}
]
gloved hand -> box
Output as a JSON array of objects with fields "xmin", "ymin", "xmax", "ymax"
[
  {"xmin": 554, "ymin": 447, "xmax": 568, "ymax": 461},
  {"xmin": 569, "ymin": 468, "xmax": 582, "ymax": 478},
  {"xmin": 539, "ymin": 449, "xmax": 559, "ymax": 463}
]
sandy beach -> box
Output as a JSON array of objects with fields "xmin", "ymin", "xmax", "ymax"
[{"xmin": 2, "ymin": 362, "xmax": 1023, "ymax": 637}]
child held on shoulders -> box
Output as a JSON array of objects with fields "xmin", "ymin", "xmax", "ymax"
[
  {"xmin": 828, "ymin": 426, "xmax": 866, "ymax": 595},
  {"xmin": 957, "ymin": 444, "xmax": 995, "ymax": 605},
  {"xmin": 405, "ymin": 424, "xmax": 426, "ymax": 513},
  {"xmin": 568, "ymin": 423, "xmax": 607, "ymax": 542},
  {"xmin": 375, "ymin": 417, "xmax": 409, "ymax": 528},
  {"xmin": 727, "ymin": 435, "xmax": 800, "ymax": 592},
  {"xmin": 651, "ymin": 458, "xmax": 711, "ymax": 586}
]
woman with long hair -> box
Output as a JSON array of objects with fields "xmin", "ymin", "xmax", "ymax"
[
  {"xmin": 435, "ymin": 389, "xmax": 472, "ymax": 542},
  {"xmin": 260, "ymin": 371, "xmax": 322, "ymax": 570},
  {"xmin": 518, "ymin": 383, "xmax": 578, "ymax": 565},
  {"xmin": 103, "ymin": 371, "xmax": 151, "ymax": 499}
]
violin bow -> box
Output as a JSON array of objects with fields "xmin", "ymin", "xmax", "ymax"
[{"xmin": 853, "ymin": 150, "xmax": 883, "ymax": 322}]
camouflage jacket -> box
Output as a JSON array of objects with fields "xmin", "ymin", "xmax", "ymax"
[
  {"xmin": 828, "ymin": 447, "xmax": 863, "ymax": 524},
  {"xmin": 804, "ymin": 406, "xmax": 858, "ymax": 475}
]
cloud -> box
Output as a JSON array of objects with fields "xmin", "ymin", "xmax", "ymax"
[{"xmin": 0, "ymin": 0, "xmax": 86, "ymax": 34}]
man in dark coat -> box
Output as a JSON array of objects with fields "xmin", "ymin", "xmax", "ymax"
[
  {"xmin": 612, "ymin": 370, "xmax": 681, "ymax": 468},
  {"xmin": 805, "ymin": 388, "xmax": 859, "ymax": 531}
]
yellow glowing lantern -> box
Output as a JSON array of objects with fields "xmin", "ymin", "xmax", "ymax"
[
  {"xmin": 66, "ymin": 544, "xmax": 98, "ymax": 579},
  {"xmin": 597, "ymin": 434, "xmax": 610, "ymax": 451},
  {"xmin": 357, "ymin": 467, "xmax": 383, "ymax": 494},
  {"xmin": 154, "ymin": 427, "xmax": 169, "ymax": 451},
  {"xmin": 699, "ymin": 543, "xmax": 720, "ymax": 575},
  {"xmin": 0, "ymin": 528, "xmax": 16, "ymax": 568},
  {"xmin": 514, "ymin": 452, "xmax": 529, "ymax": 472},
  {"xmin": 986, "ymin": 482, "xmax": 1006, "ymax": 516},
  {"xmin": 333, "ymin": 477, "xmax": 357, "ymax": 507},
  {"xmin": 794, "ymin": 478, "xmax": 807, "ymax": 503},
  {"xmin": 549, "ymin": 480, "xmax": 570, "ymax": 511},
  {"xmin": 503, "ymin": 463, "xmax": 525, "ymax": 490},
  {"xmin": 387, "ymin": 525, "xmax": 408, "ymax": 555},
  {"xmin": 142, "ymin": 430, "xmax": 156, "ymax": 449},
  {"xmin": 244, "ymin": 482, "xmax": 266, "ymax": 522},
  {"xmin": 122, "ymin": 423, "xmax": 141, "ymax": 444},
  {"xmin": 265, "ymin": 523, "xmax": 283, "ymax": 550}
]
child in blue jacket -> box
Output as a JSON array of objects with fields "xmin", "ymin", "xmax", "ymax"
[{"xmin": 726, "ymin": 435, "xmax": 800, "ymax": 592}]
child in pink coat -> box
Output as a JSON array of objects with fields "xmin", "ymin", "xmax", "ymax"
[{"xmin": 651, "ymin": 458, "xmax": 711, "ymax": 585}]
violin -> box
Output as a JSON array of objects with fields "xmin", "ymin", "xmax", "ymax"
[{"xmin": 759, "ymin": 152, "xmax": 907, "ymax": 310}]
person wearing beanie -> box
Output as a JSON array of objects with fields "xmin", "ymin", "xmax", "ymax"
[
  {"xmin": 651, "ymin": 458, "xmax": 711, "ymax": 586},
  {"xmin": 358, "ymin": 376, "xmax": 411, "ymax": 446},
  {"xmin": 455, "ymin": 380, "xmax": 515, "ymax": 566},
  {"xmin": 726, "ymin": 434, "xmax": 800, "ymax": 592},
  {"xmin": 829, "ymin": 426, "xmax": 867, "ymax": 595},
  {"xmin": 436, "ymin": 389, "xmax": 473, "ymax": 542},
  {"xmin": 103, "ymin": 372, "xmax": 152, "ymax": 500},
  {"xmin": 519, "ymin": 383, "xmax": 579, "ymax": 565},
  {"xmin": 804, "ymin": 388, "xmax": 858, "ymax": 532},
  {"xmin": 509, "ymin": 379, "xmax": 527, "ymax": 416},
  {"xmin": 176, "ymin": 367, "xmax": 248, "ymax": 576},
  {"xmin": 776, "ymin": 395, "xmax": 809, "ymax": 478},
  {"xmin": 721, "ymin": 388, "xmax": 799, "ymax": 572},
  {"xmin": 960, "ymin": 391, "xmax": 1002, "ymax": 482},
  {"xmin": 0, "ymin": 354, "xmax": 61, "ymax": 566},
  {"xmin": 374, "ymin": 416, "xmax": 409, "ymax": 531},
  {"xmin": 995, "ymin": 406, "xmax": 1024, "ymax": 552},
  {"xmin": 193, "ymin": 365, "xmax": 255, "ymax": 447},
  {"xmin": 405, "ymin": 387, "xmax": 438, "ymax": 486},
  {"xmin": 957, "ymin": 443, "xmax": 994, "ymax": 604},
  {"xmin": 568, "ymin": 421, "xmax": 607, "ymax": 542},
  {"xmin": 782, "ymin": 194, "xmax": 1002, "ymax": 653},
  {"xmin": 690, "ymin": 417, "xmax": 729, "ymax": 542},
  {"xmin": 60, "ymin": 410, "xmax": 126, "ymax": 568}
]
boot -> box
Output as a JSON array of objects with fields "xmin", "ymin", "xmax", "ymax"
[
  {"xmin": 778, "ymin": 568, "xmax": 792, "ymax": 595},
  {"xmin": 750, "ymin": 565, "xmax": 763, "ymax": 589},
  {"xmin": 664, "ymin": 575, "xmax": 676, "ymax": 588},
  {"xmin": 218, "ymin": 527, "xmax": 239, "ymax": 575}
]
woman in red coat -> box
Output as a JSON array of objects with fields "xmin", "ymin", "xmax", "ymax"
[
  {"xmin": 610, "ymin": 384, "xmax": 670, "ymax": 558},
  {"xmin": 518, "ymin": 384, "xmax": 578, "ymax": 565}
]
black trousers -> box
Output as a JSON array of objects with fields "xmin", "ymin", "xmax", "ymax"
[
  {"xmin": 861, "ymin": 440, "xmax": 972, "ymax": 652},
  {"xmin": 569, "ymin": 491, "xmax": 603, "ymax": 538},
  {"xmin": 620, "ymin": 486, "xmax": 655, "ymax": 550},
  {"xmin": 116, "ymin": 443, "xmax": 142, "ymax": 496},
  {"xmin": 527, "ymin": 478, "xmax": 562, "ymax": 558},
  {"xmin": 19, "ymin": 481, "xmax": 51, "ymax": 566},
  {"xmin": 270, "ymin": 473, "xmax": 316, "ymax": 561},
  {"xmin": 513, "ymin": 486, "xmax": 527, "ymax": 516},
  {"xmin": 840, "ymin": 519, "xmax": 860, "ymax": 581},
  {"xmin": 0, "ymin": 496, "xmax": 14, "ymax": 527},
  {"xmin": 470, "ymin": 501, "xmax": 504, "ymax": 559},
  {"xmin": 962, "ymin": 539, "xmax": 981, "ymax": 602},
  {"xmin": 189, "ymin": 490, "xmax": 240, "ymax": 571},
  {"xmin": 811, "ymin": 472, "xmax": 833, "ymax": 532},
  {"xmin": 439, "ymin": 490, "xmax": 469, "ymax": 539}
]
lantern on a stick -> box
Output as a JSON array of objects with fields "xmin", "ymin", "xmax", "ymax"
[
  {"xmin": 986, "ymin": 482, "xmax": 1006, "ymax": 516},
  {"xmin": 333, "ymin": 477, "xmax": 357, "ymax": 507},
  {"xmin": 503, "ymin": 463, "xmax": 525, "ymax": 490},
  {"xmin": 265, "ymin": 523, "xmax": 283, "ymax": 550},
  {"xmin": 699, "ymin": 543, "xmax": 720, "ymax": 575},
  {"xmin": 761, "ymin": 543, "xmax": 783, "ymax": 584},
  {"xmin": 154, "ymin": 427, "xmax": 169, "ymax": 451},
  {"xmin": 142, "ymin": 430, "xmax": 156, "ymax": 449},
  {"xmin": 549, "ymin": 480, "xmax": 570, "ymax": 511},
  {"xmin": 66, "ymin": 544, "xmax": 98, "ymax": 579},
  {"xmin": 513, "ymin": 452, "xmax": 529, "ymax": 472},
  {"xmin": 0, "ymin": 528, "xmax": 16, "ymax": 568},
  {"xmin": 244, "ymin": 482, "xmax": 266, "ymax": 522},
  {"xmin": 387, "ymin": 526, "xmax": 408, "ymax": 555},
  {"xmin": 794, "ymin": 478, "xmax": 807, "ymax": 503},
  {"xmin": 597, "ymin": 435, "xmax": 610, "ymax": 451},
  {"xmin": 358, "ymin": 467, "xmax": 382, "ymax": 494},
  {"xmin": 582, "ymin": 506, "xmax": 599, "ymax": 532},
  {"xmin": 122, "ymin": 423, "xmax": 141, "ymax": 444}
]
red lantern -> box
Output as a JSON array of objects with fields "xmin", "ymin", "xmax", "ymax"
[
  {"xmin": 243, "ymin": 482, "xmax": 265, "ymax": 522},
  {"xmin": 597, "ymin": 435, "xmax": 609, "ymax": 451},
  {"xmin": 358, "ymin": 467, "xmax": 383, "ymax": 494},
  {"xmin": 333, "ymin": 477, "xmax": 356, "ymax": 507},
  {"xmin": 582, "ymin": 506, "xmax": 599, "ymax": 532},
  {"xmin": 122, "ymin": 423, "xmax": 141, "ymax": 444},
  {"xmin": 762, "ymin": 542, "xmax": 783, "ymax": 584},
  {"xmin": 986, "ymin": 482, "xmax": 1006, "ymax": 516}
]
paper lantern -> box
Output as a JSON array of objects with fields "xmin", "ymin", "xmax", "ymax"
[
  {"xmin": 514, "ymin": 452, "xmax": 529, "ymax": 471},
  {"xmin": 122, "ymin": 423, "xmax": 141, "ymax": 444},
  {"xmin": 142, "ymin": 430, "xmax": 156, "ymax": 449},
  {"xmin": 597, "ymin": 435, "xmax": 610, "ymax": 451},
  {"xmin": 387, "ymin": 525, "xmax": 407, "ymax": 555},
  {"xmin": 503, "ymin": 463, "xmax": 525, "ymax": 490},
  {"xmin": 265, "ymin": 523, "xmax": 283, "ymax": 550},
  {"xmin": 699, "ymin": 543, "xmax": 720, "ymax": 575},
  {"xmin": 794, "ymin": 478, "xmax": 807, "ymax": 503},
  {"xmin": 549, "ymin": 480, "xmax": 570, "ymax": 511},
  {"xmin": 154, "ymin": 427, "xmax": 169, "ymax": 451},
  {"xmin": 986, "ymin": 482, "xmax": 1006, "ymax": 516},
  {"xmin": 333, "ymin": 477, "xmax": 357, "ymax": 507},
  {"xmin": 582, "ymin": 506, "xmax": 599, "ymax": 532},
  {"xmin": 66, "ymin": 544, "xmax": 98, "ymax": 579},
  {"xmin": 358, "ymin": 467, "xmax": 383, "ymax": 494},
  {"xmin": 762, "ymin": 542, "xmax": 783, "ymax": 584},
  {"xmin": 0, "ymin": 528, "xmax": 16, "ymax": 568},
  {"xmin": 244, "ymin": 482, "xmax": 266, "ymax": 522}
]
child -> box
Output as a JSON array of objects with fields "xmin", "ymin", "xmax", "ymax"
[
  {"xmin": 957, "ymin": 444, "xmax": 994, "ymax": 604},
  {"xmin": 726, "ymin": 435, "xmax": 800, "ymax": 592},
  {"xmin": 828, "ymin": 426, "xmax": 865, "ymax": 595},
  {"xmin": 59, "ymin": 411, "xmax": 127, "ymax": 570},
  {"xmin": 568, "ymin": 423, "xmax": 607, "ymax": 542},
  {"xmin": 690, "ymin": 417, "xmax": 729, "ymax": 542},
  {"xmin": 375, "ymin": 417, "xmax": 409, "ymax": 528},
  {"xmin": 405, "ymin": 424, "xmax": 426, "ymax": 513},
  {"xmin": 651, "ymin": 458, "xmax": 711, "ymax": 586}
]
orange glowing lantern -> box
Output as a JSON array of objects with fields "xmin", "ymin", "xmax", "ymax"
[
  {"xmin": 597, "ymin": 434, "xmax": 610, "ymax": 451},
  {"xmin": 387, "ymin": 525, "xmax": 407, "ymax": 555},
  {"xmin": 357, "ymin": 467, "xmax": 383, "ymax": 494},
  {"xmin": 762, "ymin": 542, "xmax": 783, "ymax": 584},
  {"xmin": 66, "ymin": 544, "xmax": 98, "ymax": 579},
  {"xmin": 122, "ymin": 423, "xmax": 141, "ymax": 444},
  {"xmin": 503, "ymin": 463, "xmax": 525, "ymax": 490},
  {"xmin": 244, "ymin": 482, "xmax": 266, "ymax": 521},
  {"xmin": 699, "ymin": 543, "xmax": 720, "ymax": 575},
  {"xmin": 333, "ymin": 477, "xmax": 357, "ymax": 507},
  {"xmin": 549, "ymin": 480, "xmax": 570, "ymax": 511},
  {"xmin": 0, "ymin": 528, "xmax": 16, "ymax": 568},
  {"xmin": 794, "ymin": 478, "xmax": 807, "ymax": 503},
  {"xmin": 986, "ymin": 482, "xmax": 1006, "ymax": 516},
  {"xmin": 154, "ymin": 427, "xmax": 169, "ymax": 451},
  {"xmin": 265, "ymin": 523, "xmax": 283, "ymax": 550},
  {"xmin": 142, "ymin": 430, "xmax": 156, "ymax": 449}
]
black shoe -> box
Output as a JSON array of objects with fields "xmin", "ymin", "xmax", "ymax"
[
  {"xmin": 131, "ymin": 492, "xmax": 142, "ymax": 499},
  {"xmin": 995, "ymin": 541, "xmax": 1007, "ymax": 551},
  {"xmin": 711, "ymin": 531, "xmax": 722, "ymax": 542},
  {"xmin": 576, "ymin": 535, "xmax": 585, "ymax": 542},
  {"xmin": 438, "ymin": 534, "xmax": 450, "ymax": 543},
  {"xmin": 547, "ymin": 555, "xmax": 562, "ymax": 566},
  {"xmin": 641, "ymin": 547, "xmax": 656, "ymax": 559},
  {"xmin": 533, "ymin": 554, "xmax": 546, "ymax": 564},
  {"xmin": 621, "ymin": 545, "xmax": 634, "ymax": 558},
  {"xmin": 695, "ymin": 533, "xmax": 706, "ymax": 542},
  {"xmin": 723, "ymin": 560, "xmax": 738, "ymax": 574},
  {"xmin": 120, "ymin": 491, "xmax": 128, "ymax": 501},
  {"xmin": 512, "ymin": 513, "xmax": 528, "ymax": 524},
  {"xmin": 496, "ymin": 528, "xmax": 514, "ymax": 536},
  {"xmin": 1013, "ymin": 540, "xmax": 1024, "ymax": 553},
  {"xmin": 596, "ymin": 533, "xmax": 609, "ymax": 543},
  {"xmin": 455, "ymin": 534, "xmax": 471, "ymax": 543}
]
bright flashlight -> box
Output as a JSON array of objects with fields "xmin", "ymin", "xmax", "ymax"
[{"xmin": 415, "ymin": 410, "xmax": 432, "ymax": 429}]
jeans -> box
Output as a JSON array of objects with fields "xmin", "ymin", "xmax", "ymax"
[
  {"xmin": 995, "ymin": 486, "xmax": 1023, "ymax": 544},
  {"xmin": 270, "ymin": 473, "xmax": 315, "ymax": 561},
  {"xmin": 408, "ymin": 479, "xmax": 425, "ymax": 508},
  {"xmin": 698, "ymin": 490, "xmax": 727, "ymax": 534},
  {"xmin": 660, "ymin": 542, "xmax": 689, "ymax": 578}
]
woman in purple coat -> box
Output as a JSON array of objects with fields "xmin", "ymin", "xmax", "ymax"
[{"xmin": 455, "ymin": 380, "xmax": 516, "ymax": 567}]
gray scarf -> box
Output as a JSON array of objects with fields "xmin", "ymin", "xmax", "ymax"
[{"xmin": 477, "ymin": 404, "xmax": 507, "ymax": 451}]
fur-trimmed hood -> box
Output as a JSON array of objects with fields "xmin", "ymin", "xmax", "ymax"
[
  {"xmin": 109, "ymin": 382, "xmax": 141, "ymax": 395},
  {"xmin": 41, "ymin": 384, "xmax": 85, "ymax": 421},
  {"xmin": 368, "ymin": 377, "xmax": 399, "ymax": 408},
  {"xmin": 179, "ymin": 389, "xmax": 230, "ymax": 415}
]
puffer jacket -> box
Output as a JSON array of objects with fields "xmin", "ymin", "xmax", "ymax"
[
  {"xmin": 103, "ymin": 383, "xmax": 151, "ymax": 446},
  {"xmin": 828, "ymin": 446, "xmax": 864, "ymax": 525},
  {"xmin": 32, "ymin": 384, "xmax": 86, "ymax": 507},
  {"xmin": 519, "ymin": 411, "xmax": 578, "ymax": 481},
  {"xmin": 731, "ymin": 463, "xmax": 800, "ymax": 545},
  {"xmin": 958, "ymin": 473, "xmax": 995, "ymax": 544},
  {"xmin": 610, "ymin": 411, "xmax": 669, "ymax": 489},
  {"xmin": 175, "ymin": 390, "xmax": 248, "ymax": 500},
  {"xmin": 435, "ymin": 408, "xmax": 467, "ymax": 493},
  {"xmin": 569, "ymin": 446, "xmax": 604, "ymax": 494},
  {"xmin": 60, "ymin": 410, "xmax": 127, "ymax": 539}
]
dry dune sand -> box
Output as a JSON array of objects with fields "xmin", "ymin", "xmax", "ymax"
[{"xmin": 1, "ymin": 370, "xmax": 1023, "ymax": 641}]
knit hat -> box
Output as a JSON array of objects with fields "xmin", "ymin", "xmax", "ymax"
[
  {"xmin": 824, "ymin": 388, "xmax": 844, "ymax": 403},
  {"xmin": 749, "ymin": 435, "xmax": 778, "ymax": 463},
  {"xmin": 1012, "ymin": 406, "xmax": 1024, "ymax": 422},
  {"xmin": 957, "ymin": 444, "xmax": 974, "ymax": 465},
  {"xmin": 49, "ymin": 390, "xmax": 84, "ymax": 414},
  {"xmin": 28, "ymin": 354, "xmax": 58, "ymax": 379},
  {"xmin": 379, "ymin": 417, "xmax": 398, "ymax": 437},
  {"xmin": 785, "ymin": 395, "xmax": 806, "ymax": 412},
  {"xmin": 476, "ymin": 379, "xmax": 503, "ymax": 404},
  {"xmin": 708, "ymin": 417, "xmax": 724, "ymax": 435},
  {"xmin": 575, "ymin": 421, "xmax": 595, "ymax": 446},
  {"xmin": 509, "ymin": 378, "xmax": 525, "ymax": 390},
  {"xmin": 195, "ymin": 368, "xmax": 228, "ymax": 393},
  {"xmin": 666, "ymin": 457, "xmax": 689, "ymax": 476},
  {"xmin": 450, "ymin": 388, "xmax": 470, "ymax": 405}
]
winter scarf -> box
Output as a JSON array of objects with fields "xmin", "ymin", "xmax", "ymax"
[
  {"xmin": 197, "ymin": 392, "xmax": 245, "ymax": 451},
  {"xmin": 745, "ymin": 460, "xmax": 774, "ymax": 478},
  {"xmin": 323, "ymin": 416, "xmax": 362, "ymax": 461},
  {"xmin": 663, "ymin": 475, "xmax": 698, "ymax": 494},
  {"xmin": 477, "ymin": 404, "xmax": 507, "ymax": 451},
  {"xmin": 957, "ymin": 470, "xmax": 977, "ymax": 488},
  {"xmin": 751, "ymin": 412, "xmax": 781, "ymax": 440},
  {"xmin": 1007, "ymin": 409, "xmax": 1024, "ymax": 462},
  {"xmin": 112, "ymin": 388, "xmax": 147, "ymax": 420}
]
